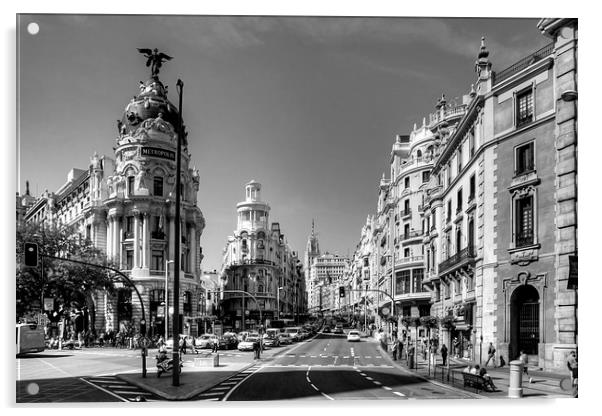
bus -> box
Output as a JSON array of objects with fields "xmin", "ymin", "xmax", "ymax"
[{"xmin": 16, "ymin": 323, "xmax": 45, "ymax": 356}]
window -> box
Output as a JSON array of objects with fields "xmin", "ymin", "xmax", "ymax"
[
  {"xmin": 457, "ymin": 188, "xmax": 463, "ymax": 213},
  {"xmin": 396, "ymin": 270, "xmax": 411, "ymax": 295},
  {"xmin": 412, "ymin": 269, "xmax": 424, "ymax": 293},
  {"xmin": 457, "ymin": 146, "xmax": 463, "ymax": 174},
  {"xmin": 404, "ymin": 248, "xmax": 410, "ymax": 258},
  {"xmin": 469, "ymin": 174, "xmax": 476, "ymax": 201},
  {"xmin": 153, "ymin": 176, "xmax": 163, "ymax": 196},
  {"xmin": 404, "ymin": 177, "xmax": 410, "ymax": 189},
  {"xmin": 403, "ymin": 223, "xmax": 410, "ymax": 239},
  {"xmin": 469, "ymin": 128, "xmax": 475, "ymax": 157},
  {"xmin": 126, "ymin": 249, "xmax": 134, "ymax": 270},
  {"xmin": 447, "ymin": 200, "xmax": 452, "ymax": 222},
  {"xmin": 515, "ymin": 196, "xmax": 534, "ymax": 247},
  {"xmin": 152, "ymin": 250, "xmax": 164, "ymax": 271},
  {"xmin": 422, "ymin": 171, "xmax": 430, "ymax": 183},
  {"xmin": 403, "ymin": 199, "xmax": 410, "ymax": 215},
  {"xmin": 183, "ymin": 291, "xmax": 192, "ymax": 315},
  {"xmin": 516, "ymin": 88, "xmax": 534, "ymax": 127},
  {"xmin": 127, "ymin": 176, "xmax": 135, "ymax": 196},
  {"xmin": 515, "ymin": 141, "xmax": 535, "ymax": 175}
]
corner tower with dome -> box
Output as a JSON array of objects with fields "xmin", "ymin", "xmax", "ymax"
[{"xmin": 21, "ymin": 50, "xmax": 206, "ymax": 338}]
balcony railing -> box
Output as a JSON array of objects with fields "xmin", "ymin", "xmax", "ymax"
[
  {"xmin": 429, "ymin": 105, "xmax": 467, "ymax": 126},
  {"xmin": 401, "ymin": 208, "xmax": 412, "ymax": 217},
  {"xmin": 395, "ymin": 255, "xmax": 424, "ymax": 266},
  {"xmin": 493, "ymin": 42, "xmax": 554, "ymax": 85},
  {"xmin": 123, "ymin": 231, "xmax": 133, "ymax": 239},
  {"xmin": 438, "ymin": 245, "xmax": 475, "ymax": 273},
  {"xmin": 229, "ymin": 258, "xmax": 276, "ymax": 267},
  {"xmin": 402, "ymin": 230, "xmax": 423, "ymax": 241}
]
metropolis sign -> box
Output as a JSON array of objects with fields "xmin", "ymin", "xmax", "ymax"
[{"xmin": 141, "ymin": 146, "xmax": 176, "ymax": 161}]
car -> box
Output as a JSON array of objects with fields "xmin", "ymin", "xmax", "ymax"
[
  {"xmin": 323, "ymin": 326, "xmax": 331, "ymax": 333},
  {"xmin": 263, "ymin": 334, "xmax": 280, "ymax": 348},
  {"xmin": 195, "ymin": 334, "xmax": 218, "ymax": 349},
  {"xmin": 347, "ymin": 330, "xmax": 361, "ymax": 342},
  {"xmin": 237, "ymin": 331, "xmax": 250, "ymax": 342},
  {"xmin": 238, "ymin": 335, "xmax": 261, "ymax": 351},
  {"xmin": 279, "ymin": 333, "xmax": 292, "ymax": 345},
  {"xmin": 283, "ymin": 327, "xmax": 303, "ymax": 341},
  {"xmin": 222, "ymin": 332, "xmax": 239, "ymax": 350},
  {"xmin": 334, "ymin": 326, "xmax": 344, "ymax": 334}
]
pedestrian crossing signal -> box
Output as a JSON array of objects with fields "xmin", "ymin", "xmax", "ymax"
[
  {"xmin": 339, "ymin": 287, "xmax": 345, "ymax": 298},
  {"xmin": 24, "ymin": 242, "xmax": 39, "ymax": 267}
]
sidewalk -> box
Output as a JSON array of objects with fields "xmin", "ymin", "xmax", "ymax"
[
  {"xmin": 116, "ymin": 338, "xmax": 307, "ymax": 400},
  {"xmin": 378, "ymin": 341, "xmax": 573, "ymax": 399}
]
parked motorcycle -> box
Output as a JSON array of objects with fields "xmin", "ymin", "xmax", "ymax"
[{"xmin": 155, "ymin": 349, "xmax": 183, "ymax": 378}]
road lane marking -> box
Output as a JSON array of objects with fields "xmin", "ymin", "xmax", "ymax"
[
  {"xmin": 383, "ymin": 386, "xmax": 392, "ymax": 391},
  {"xmin": 360, "ymin": 373, "xmax": 367, "ymax": 376},
  {"xmin": 365, "ymin": 356, "xmax": 371, "ymax": 358},
  {"xmin": 36, "ymin": 358, "xmax": 72, "ymax": 377},
  {"xmin": 310, "ymin": 383, "xmax": 319, "ymax": 391},
  {"xmin": 373, "ymin": 381, "xmax": 382, "ymax": 386},
  {"xmin": 223, "ymin": 365, "xmax": 263, "ymax": 401},
  {"xmin": 393, "ymin": 392, "xmax": 406, "ymax": 397},
  {"xmin": 79, "ymin": 378, "xmax": 128, "ymax": 402}
]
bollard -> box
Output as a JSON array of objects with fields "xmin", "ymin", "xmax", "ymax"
[{"xmin": 508, "ymin": 360, "xmax": 523, "ymax": 398}]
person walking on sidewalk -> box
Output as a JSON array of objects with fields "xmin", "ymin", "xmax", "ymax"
[
  {"xmin": 520, "ymin": 350, "xmax": 532, "ymax": 383},
  {"xmin": 567, "ymin": 351, "xmax": 578, "ymax": 386},
  {"xmin": 440, "ymin": 344, "xmax": 448, "ymax": 366},
  {"xmin": 253, "ymin": 338, "xmax": 261, "ymax": 360},
  {"xmin": 391, "ymin": 338, "xmax": 399, "ymax": 361},
  {"xmin": 485, "ymin": 342, "xmax": 496, "ymax": 367}
]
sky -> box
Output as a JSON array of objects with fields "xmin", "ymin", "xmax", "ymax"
[{"xmin": 17, "ymin": 14, "xmax": 552, "ymax": 272}]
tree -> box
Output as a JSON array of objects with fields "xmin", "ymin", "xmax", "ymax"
[{"xmin": 16, "ymin": 221, "xmax": 116, "ymax": 326}]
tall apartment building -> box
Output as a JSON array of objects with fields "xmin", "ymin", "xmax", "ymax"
[{"xmin": 219, "ymin": 181, "xmax": 307, "ymax": 331}]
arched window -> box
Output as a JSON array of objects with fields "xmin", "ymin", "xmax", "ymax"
[{"xmin": 417, "ymin": 149, "xmax": 422, "ymax": 158}]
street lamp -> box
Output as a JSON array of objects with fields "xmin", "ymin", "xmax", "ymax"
[
  {"xmin": 164, "ymin": 260, "xmax": 174, "ymax": 341},
  {"xmin": 276, "ymin": 286, "xmax": 284, "ymax": 320}
]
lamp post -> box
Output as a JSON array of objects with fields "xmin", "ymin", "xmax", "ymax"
[
  {"xmin": 164, "ymin": 260, "xmax": 174, "ymax": 341},
  {"xmin": 276, "ymin": 286, "xmax": 284, "ymax": 320},
  {"xmin": 172, "ymin": 78, "xmax": 184, "ymax": 387}
]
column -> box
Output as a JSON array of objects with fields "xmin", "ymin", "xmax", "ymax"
[
  {"xmin": 190, "ymin": 225, "xmax": 197, "ymax": 274},
  {"xmin": 115, "ymin": 216, "xmax": 122, "ymax": 269},
  {"xmin": 133, "ymin": 213, "xmax": 140, "ymax": 269},
  {"xmin": 142, "ymin": 213, "xmax": 149, "ymax": 270},
  {"xmin": 106, "ymin": 216, "xmax": 113, "ymax": 258}
]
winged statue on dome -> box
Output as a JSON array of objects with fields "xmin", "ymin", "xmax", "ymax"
[{"xmin": 137, "ymin": 48, "xmax": 173, "ymax": 77}]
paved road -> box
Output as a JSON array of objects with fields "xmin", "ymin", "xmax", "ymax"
[
  {"xmin": 16, "ymin": 348, "xmax": 160, "ymax": 402},
  {"xmin": 218, "ymin": 332, "xmax": 475, "ymax": 401}
]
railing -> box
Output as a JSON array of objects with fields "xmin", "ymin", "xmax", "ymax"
[
  {"xmin": 402, "ymin": 230, "xmax": 423, "ymax": 241},
  {"xmin": 429, "ymin": 105, "xmax": 467, "ymax": 126},
  {"xmin": 401, "ymin": 208, "xmax": 412, "ymax": 217},
  {"xmin": 438, "ymin": 246, "xmax": 475, "ymax": 273},
  {"xmin": 493, "ymin": 42, "xmax": 555, "ymax": 85},
  {"xmin": 123, "ymin": 231, "xmax": 133, "ymax": 239},
  {"xmin": 395, "ymin": 255, "xmax": 424, "ymax": 266},
  {"xmin": 229, "ymin": 259, "xmax": 276, "ymax": 267},
  {"xmin": 516, "ymin": 234, "xmax": 534, "ymax": 248}
]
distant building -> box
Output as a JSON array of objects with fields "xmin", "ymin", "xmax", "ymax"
[{"xmin": 219, "ymin": 181, "xmax": 307, "ymax": 331}]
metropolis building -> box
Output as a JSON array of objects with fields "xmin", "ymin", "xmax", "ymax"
[{"xmin": 19, "ymin": 57, "xmax": 207, "ymax": 337}]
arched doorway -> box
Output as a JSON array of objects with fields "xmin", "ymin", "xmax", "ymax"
[{"xmin": 510, "ymin": 284, "xmax": 540, "ymax": 360}]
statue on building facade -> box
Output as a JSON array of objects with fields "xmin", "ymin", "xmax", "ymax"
[{"xmin": 137, "ymin": 48, "xmax": 173, "ymax": 77}]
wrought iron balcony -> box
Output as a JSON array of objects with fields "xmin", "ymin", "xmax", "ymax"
[
  {"xmin": 151, "ymin": 231, "xmax": 165, "ymax": 240},
  {"xmin": 402, "ymin": 230, "xmax": 423, "ymax": 241},
  {"xmin": 123, "ymin": 231, "xmax": 133, "ymax": 239},
  {"xmin": 401, "ymin": 208, "xmax": 412, "ymax": 217},
  {"xmin": 438, "ymin": 245, "xmax": 475, "ymax": 274}
]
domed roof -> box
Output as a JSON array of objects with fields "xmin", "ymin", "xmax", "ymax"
[{"xmin": 120, "ymin": 76, "xmax": 184, "ymax": 142}]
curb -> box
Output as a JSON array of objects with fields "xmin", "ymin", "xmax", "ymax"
[
  {"xmin": 374, "ymin": 341, "xmax": 484, "ymax": 400},
  {"xmin": 115, "ymin": 360, "xmax": 257, "ymax": 401},
  {"xmin": 114, "ymin": 335, "xmax": 313, "ymax": 401}
]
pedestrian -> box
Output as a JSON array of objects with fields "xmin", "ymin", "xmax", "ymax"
[
  {"xmin": 192, "ymin": 337, "xmax": 197, "ymax": 354},
  {"xmin": 440, "ymin": 344, "xmax": 448, "ymax": 366},
  {"xmin": 499, "ymin": 355, "xmax": 506, "ymax": 367},
  {"xmin": 484, "ymin": 342, "xmax": 496, "ymax": 367},
  {"xmin": 391, "ymin": 338, "xmax": 398, "ymax": 361},
  {"xmin": 253, "ymin": 338, "xmax": 261, "ymax": 359},
  {"xmin": 179, "ymin": 337, "xmax": 186, "ymax": 355},
  {"xmin": 212, "ymin": 337, "xmax": 219, "ymax": 353},
  {"xmin": 520, "ymin": 350, "xmax": 532, "ymax": 383},
  {"xmin": 567, "ymin": 351, "xmax": 578, "ymax": 387},
  {"xmin": 479, "ymin": 367, "xmax": 497, "ymax": 392}
]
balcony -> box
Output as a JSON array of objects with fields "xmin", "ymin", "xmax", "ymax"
[
  {"xmin": 429, "ymin": 104, "xmax": 467, "ymax": 127},
  {"xmin": 394, "ymin": 255, "xmax": 424, "ymax": 267},
  {"xmin": 438, "ymin": 246, "xmax": 476, "ymax": 276},
  {"xmin": 493, "ymin": 42, "xmax": 554, "ymax": 85},
  {"xmin": 401, "ymin": 208, "xmax": 412, "ymax": 219},
  {"xmin": 229, "ymin": 258, "xmax": 276, "ymax": 267},
  {"xmin": 401, "ymin": 230, "xmax": 423, "ymax": 242},
  {"xmin": 123, "ymin": 231, "xmax": 133, "ymax": 240},
  {"xmin": 151, "ymin": 231, "xmax": 165, "ymax": 240}
]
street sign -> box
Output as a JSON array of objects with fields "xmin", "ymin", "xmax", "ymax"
[
  {"xmin": 43, "ymin": 298, "xmax": 54, "ymax": 311},
  {"xmin": 139, "ymin": 336, "xmax": 152, "ymax": 348}
]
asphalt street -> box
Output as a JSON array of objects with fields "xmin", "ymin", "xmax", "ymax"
[{"xmin": 221, "ymin": 332, "xmax": 475, "ymax": 401}]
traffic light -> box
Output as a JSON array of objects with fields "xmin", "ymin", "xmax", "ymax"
[
  {"xmin": 339, "ymin": 286, "xmax": 345, "ymax": 298},
  {"xmin": 24, "ymin": 242, "xmax": 39, "ymax": 267},
  {"xmin": 140, "ymin": 319, "xmax": 147, "ymax": 336}
]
